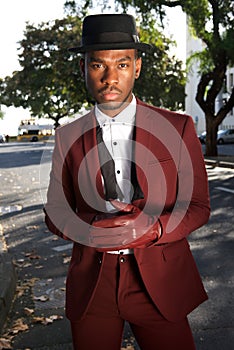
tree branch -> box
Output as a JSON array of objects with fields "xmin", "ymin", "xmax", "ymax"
[
  {"xmin": 196, "ymin": 72, "xmax": 213, "ymax": 112},
  {"xmin": 209, "ymin": 0, "xmax": 221, "ymax": 42},
  {"xmin": 206, "ymin": 59, "xmax": 227, "ymax": 103},
  {"xmin": 157, "ymin": 0, "xmax": 182, "ymax": 7},
  {"xmin": 216, "ymin": 87, "xmax": 234, "ymax": 125}
]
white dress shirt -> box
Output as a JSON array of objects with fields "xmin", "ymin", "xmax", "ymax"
[
  {"xmin": 95, "ymin": 95, "xmax": 137, "ymax": 254},
  {"xmin": 95, "ymin": 95, "xmax": 136, "ymax": 209}
]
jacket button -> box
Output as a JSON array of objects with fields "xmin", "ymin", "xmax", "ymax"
[{"xmin": 120, "ymin": 257, "xmax": 125, "ymax": 263}]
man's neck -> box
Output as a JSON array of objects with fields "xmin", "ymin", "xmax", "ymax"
[{"xmin": 96, "ymin": 94, "xmax": 134, "ymax": 118}]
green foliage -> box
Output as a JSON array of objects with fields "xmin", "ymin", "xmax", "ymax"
[
  {"xmin": 0, "ymin": 16, "xmax": 87, "ymax": 127},
  {"xmin": 135, "ymin": 20, "xmax": 186, "ymax": 109},
  {"xmin": 186, "ymin": 49, "xmax": 214, "ymax": 76},
  {"xmin": 0, "ymin": 107, "xmax": 4, "ymax": 120},
  {"xmin": 104, "ymin": 0, "xmax": 234, "ymax": 156},
  {"xmin": 181, "ymin": 0, "xmax": 211, "ymax": 42},
  {"xmin": 0, "ymin": 9, "xmax": 186, "ymax": 125},
  {"xmin": 222, "ymin": 28, "xmax": 234, "ymax": 65}
]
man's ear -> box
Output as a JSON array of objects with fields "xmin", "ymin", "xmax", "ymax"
[
  {"xmin": 135, "ymin": 57, "xmax": 142, "ymax": 80},
  {"xmin": 79, "ymin": 58, "xmax": 85, "ymax": 77}
]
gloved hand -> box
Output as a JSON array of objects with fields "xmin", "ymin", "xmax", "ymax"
[{"xmin": 89, "ymin": 200, "xmax": 162, "ymax": 250}]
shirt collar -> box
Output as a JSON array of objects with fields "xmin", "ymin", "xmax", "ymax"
[{"xmin": 95, "ymin": 95, "xmax": 136, "ymax": 128}]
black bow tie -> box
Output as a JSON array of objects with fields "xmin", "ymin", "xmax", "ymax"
[
  {"xmin": 96, "ymin": 125, "xmax": 124, "ymax": 201},
  {"xmin": 96, "ymin": 125, "xmax": 144, "ymax": 202}
]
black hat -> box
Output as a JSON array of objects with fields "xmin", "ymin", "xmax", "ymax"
[{"xmin": 69, "ymin": 14, "xmax": 152, "ymax": 53}]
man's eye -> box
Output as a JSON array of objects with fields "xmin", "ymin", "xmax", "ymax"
[
  {"xmin": 92, "ymin": 63, "xmax": 103, "ymax": 69},
  {"xmin": 119, "ymin": 63, "xmax": 128, "ymax": 68}
]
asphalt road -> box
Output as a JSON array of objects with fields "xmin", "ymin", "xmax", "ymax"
[{"xmin": 0, "ymin": 142, "xmax": 234, "ymax": 349}]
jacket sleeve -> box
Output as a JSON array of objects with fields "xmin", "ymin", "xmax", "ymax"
[
  {"xmin": 44, "ymin": 129, "xmax": 96, "ymax": 242},
  {"xmin": 156, "ymin": 115, "xmax": 210, "ymax": 244}
]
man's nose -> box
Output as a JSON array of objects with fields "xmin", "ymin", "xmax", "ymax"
[{"xmin": 101, "ymin": 67, "xmax": 119, "ymax": 85}]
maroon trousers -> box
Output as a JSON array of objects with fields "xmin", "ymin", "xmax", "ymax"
[{"xmin": 70, "ymin": 254, "xmax": 196, "ymax": 350}]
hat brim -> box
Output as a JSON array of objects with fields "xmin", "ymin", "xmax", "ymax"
[{"xmin": 69, "ymin": 42, "xmax": 152, "ymax": 53}]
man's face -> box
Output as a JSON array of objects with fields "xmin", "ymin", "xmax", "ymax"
[{"xmin": 80, "ymin": 49, "xmax": 142, "ymax": 116}]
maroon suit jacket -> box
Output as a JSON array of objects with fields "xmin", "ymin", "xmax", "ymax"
[{"xmin": 44, "ymin": 99, "xmax": 210, "ymax": 322}]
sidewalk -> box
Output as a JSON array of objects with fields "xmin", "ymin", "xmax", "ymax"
[
  {"xmin": 204, "ymin": 155, "xmax": 234, "ymax": 168},
  {"xmin": 0, "ymin": 220, "xmax": 17, "ymax": 333},
  {"xmin": 0, "ymin": 253, "xmax": 17, "ymax": 332},
  {"xmin": 0, "ymin": 154, "xmax": 234, "ymax": 349}
]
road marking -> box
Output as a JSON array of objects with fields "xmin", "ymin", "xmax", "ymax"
[
  {"xmin": 215, "ymin": 186, "xmax": 234, "ymax": 194},
  {"xmin": 52, "ymin": 243, "xmax": 73, "ymax": 252},
  {"xmin": 0, "ymin": 204, "xmax": 22, "ymax": 215}
]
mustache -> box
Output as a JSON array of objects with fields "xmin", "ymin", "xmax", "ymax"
[{"xmin": 98, "ymin": 86, "xmax": 122, "ymax": 94}]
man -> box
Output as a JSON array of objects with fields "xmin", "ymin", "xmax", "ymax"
[{"xmin": 44, "ymin": 14, "xmax": 210, "ymax": 350}]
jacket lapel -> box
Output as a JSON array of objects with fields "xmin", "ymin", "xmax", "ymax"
[
  {"xmin": 134, "ymin": 101, "xmax": 152, "ymax": 200},
  {"xmin": 82, "ymin": 111, "xmax": 105, "ymax": 209}
]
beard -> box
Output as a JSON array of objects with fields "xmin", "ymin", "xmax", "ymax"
[
  {"xmin": 96, "ymin": 89, "xmax": 133, "ymax": 115},
  {"xmin": 99, "ymin": 100, "xmax": 126, "ymax": 111}
]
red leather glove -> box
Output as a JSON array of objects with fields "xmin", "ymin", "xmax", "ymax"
[{"xmin": 89, "ymin": 200, "xmax": 161, "ymax": 251}]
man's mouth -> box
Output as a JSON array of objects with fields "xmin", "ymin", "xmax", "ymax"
[
  {"xmin": 99, "ymin": 88, "xmax": 122, "ymax": 100},
  {"xmin": 102, "ymin": 92, "xmax": 120, "ymax": 100}
]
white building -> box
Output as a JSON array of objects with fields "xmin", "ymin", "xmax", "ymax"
[{"xmin": 185, "ymin": 25, "xmax": 234, "ymax": 134}]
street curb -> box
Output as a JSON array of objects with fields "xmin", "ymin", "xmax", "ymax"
[
  {"xmin": 204, "ymin": 158, "xmax": 234, "ymax": 169},
  {"xmin": 0, "ymin": 254, "xmax": 17, "ymax": 334}
]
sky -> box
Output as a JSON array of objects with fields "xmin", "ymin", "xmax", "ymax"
[
  {"xmin": 0, "ymin": 1, "xmax": 186, "ymax": 136},
  {"xmin": 0, "ymin": 0, "xmax": 65, "ymax": 135}
]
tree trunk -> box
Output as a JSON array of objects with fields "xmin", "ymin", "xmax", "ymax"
[
  {"xmin": 205, "ymin": 115, "xmax": 218, "ymax": 156},
  {"xmin": 54, "ymin": 120, "xmax": 60, "ymax": 129}
]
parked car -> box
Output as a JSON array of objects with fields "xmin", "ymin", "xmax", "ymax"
[
  {"xmin": 0, "ymin": 134, "xmax": 6, "ymax": 143},
  {"xmin": 217, "ymin": 129, "xmax": 234, "ymax": 144},
  {"xmin": 198, "ymin": 129, "xmax": 234, "ymax": 144},
  {"xmin": 30, "ymin": 135, "xmax": 39, "ymax": 142},
  {"xmin": 198, "ymin": 131, "xmax": 206, "ymax": 143}
]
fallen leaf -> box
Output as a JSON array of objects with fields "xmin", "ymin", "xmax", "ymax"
[
  {"xmin": 32, "ymin": 315, "xmax": 63, "ymax": 325},
  {"xmin": 32, "ymin": 316, "xmax": 45, "ymax": 324},
  {"xmin": 24, "ymin": 308, "xmax": 34, "ymax": 316},
  {"xmin": 26, "ymin": 225, "xmax": 39, "ymax": 230},
  {"xmin": 35, "ymin": 265, "xmax": 43, "ymax": 269},
  {"xmin": 25, "ymin": 251, "xmax": 40, "ymax": 260},
  {"xmin": 23, "ymin": 262, "xmax": 33, "ymax": 268},
  {"xmin": 63, "ymin": 256, "xmax": 71, "ymax": 264},
  {"xmin": 42, "ymin": 315, "xmax": 63, "ymax": 325},
  {"xmin": 15, "ymin": 259, "xmax": 24, "ymax": 263},
  {"xmin": 33, "ymin": 295, "xmax": 49, "ymax": 302},
  {"xmin": 16, "ymin": 285, "xmax": 26, "ymax": 298},
  {"xmin": 52, "ymin": 236, "xmax": 59, "ymax": 240},
  {"xmin": 26, "ymin": 278, "xmax": 39, "ymax": 287},
  {"xmin": 0, "ymin": 337, "xmax": 12, "ymax": 349},
  {"xmin": 13, "ymin": 260, "xmax": 32, "ymax": 268},
  {"xmin": 16, "ymin": 278, "xmax": 38, "ymax": 298},
  {"xmin": 10, "ymin": 319, "xmax": 29, "ymax": 334}
]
